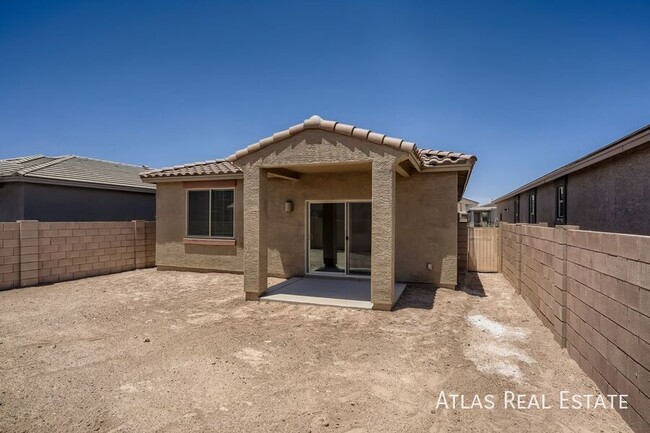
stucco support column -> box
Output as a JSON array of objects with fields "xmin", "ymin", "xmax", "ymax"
[
  {"xmin": 243, "ymin": 166, "xmax": 268, "ymax": 300},
  {"xmin": 371, "ymin": 158, "xmax": 396, "ymax": 310}
]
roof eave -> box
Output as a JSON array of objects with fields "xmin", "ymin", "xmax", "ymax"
[
  {"xmin": 0, "ymin": 175, "xmax": 155, "ymax": 193},
  {"xmin": 141, "ymin": 173, "xmax": 244, "ymax": 183}
]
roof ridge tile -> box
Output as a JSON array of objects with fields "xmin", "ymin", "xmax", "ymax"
[{"xmin": 17, "ymin": 155, "xmax": 73, "ymax": 175}]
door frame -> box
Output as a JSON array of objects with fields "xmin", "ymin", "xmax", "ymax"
[{"xmin": 305, "ymin": 199, "xmax": 371, "ymax": 279}]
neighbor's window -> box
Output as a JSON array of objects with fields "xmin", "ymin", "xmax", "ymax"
[
  {"xmin": 514, "ymin": 196, "xmax": 520, "ymax": 223},
  {"xmin": 187, "ymin": 189, "xmax": 234, "ymax": 237},
  {"xmin": 528, "ymin": 190, "xmax": 537, "ymax": 223},
  {"xmin": 556, "ymin": 185, "xmax": 566, "ymax": 220}
]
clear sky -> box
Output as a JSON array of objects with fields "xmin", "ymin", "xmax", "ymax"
[{"xmin": 1, "ymin": 1, "xmax": 649, "ymax": 204}]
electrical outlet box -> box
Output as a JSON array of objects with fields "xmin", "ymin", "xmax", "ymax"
[{"xmin": 426, "ymin": 263, "xmax": 432, "ymax": 271}]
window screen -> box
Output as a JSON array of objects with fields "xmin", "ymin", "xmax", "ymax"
[
  {"xmin": 210, "ymin": 189, "xmax": 234, "ymax": 237},
  {"xmin": 187, "ymin": 190, "xmax": 210, "ymax": 236}
]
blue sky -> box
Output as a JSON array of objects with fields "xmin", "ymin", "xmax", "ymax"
[{"xmin": 1, "ymin": 1, "xmax": 649, "ymax": 204}]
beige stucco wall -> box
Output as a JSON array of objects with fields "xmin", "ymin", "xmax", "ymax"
[
  {"xmin": 266, "ymin": 171, "xmax": 371, "ymax": 277},
  {"xmin": 155, "ymin": 181, "xmax": 245, "ymax": 272},
  {"xmin": 395, "ymin": 171, "xmax": 458, "ymax": 286},
  {"xmin": 267, "ymin": 169, "xmax": 458, "ymax": 285},
  {"xmin": 155, "ymin": 169, "xmax": 458, "ymax": 285}
]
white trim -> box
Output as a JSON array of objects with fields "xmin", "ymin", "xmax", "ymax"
[{"xmin": 185, "ymin": 187, "xmax": 236, "ymax": 240}]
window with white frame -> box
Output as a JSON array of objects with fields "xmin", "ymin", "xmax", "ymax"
[{"xmin": 187, "ymin": 189, "xmax": 234, "ymax": 237}]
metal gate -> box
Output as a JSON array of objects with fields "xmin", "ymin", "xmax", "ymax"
[{"xmin": 467, "ymin": 227, "xmax": 499, "ymax": 272}]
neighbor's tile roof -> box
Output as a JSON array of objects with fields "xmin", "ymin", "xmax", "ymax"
[
  {"xmin": 140, "ymin": 115, "xmax": 476, "ymax": 180},
  {"xmin": 0, "ymin": 155, "xmax": 155, "ymax": 191},
  {"xmin": 140, "ymin": 159, "xmax": 242, "ymax": 179},
  {"xmin": 0, "ymin": 155, "xmax": 58, "ymax": 176}
]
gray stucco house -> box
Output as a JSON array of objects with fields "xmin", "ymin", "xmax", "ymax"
[
  {"xmin": 141, "ymin": 115, "xmax": 476, "ymax": 310},
  {"xmin": 0, "ymin": 155, "xmax": 156, "ymax": 222},
  {"xmin": 494, "ymin": 124, "xmax": 650, "ymax": 235}
]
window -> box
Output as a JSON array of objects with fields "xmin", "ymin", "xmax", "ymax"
[
  {"xmin": 514, "ymin": 195, "xmax": 520, "ymax": 223},
  {"xmin": 187, "ymin": 189, "xmax": 234, "ymax": 237},
  {"xmin": 556, "ymin": 185, "xmax": 566, "ymax": 221},
  {"xmin": 528, "ymin": 190, "xmax": 536, "ymax": 223}
]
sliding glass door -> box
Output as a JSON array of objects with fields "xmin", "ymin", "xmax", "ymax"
[
  {"xmin": 307, "ymin": 201, "xmax": 371, "ymax": 276},
  {"xmin": 308, "ymin": 203, "xmax": 346, "ymax": 273},
  {"xmin": 347, "ymin": 202, "xmax": 371, "ymax": 276}
]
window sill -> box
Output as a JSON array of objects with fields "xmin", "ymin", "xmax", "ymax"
[{"xmin": 183, "ymin": 237, "xmax": 236, "ymax": 246}]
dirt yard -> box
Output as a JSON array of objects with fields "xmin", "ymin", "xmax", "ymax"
[{"xmin": 0, "ymin": 270, "xmax": 632, "ymax": 432}]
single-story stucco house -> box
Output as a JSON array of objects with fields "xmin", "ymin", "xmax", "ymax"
[{"xmin": 140, "ymin": 116, "xmax": 476, "ymax": 310}]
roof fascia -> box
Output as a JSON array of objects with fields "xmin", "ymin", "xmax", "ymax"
[
  {"xmin": 142, "ymin": 174, "xmax": 243, "ymax": 184},
  {"xmin": 1, "ymin": 175, "xmax": 155, "ymax": 193}
]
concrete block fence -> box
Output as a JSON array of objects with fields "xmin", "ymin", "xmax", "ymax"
[
  {"xmin": 0, "ymin": 220, "xmax": 155, "ymax": 290},
  {"xmin": 500, "ymin": 223, "xmax": 649, "ymax": 432}
]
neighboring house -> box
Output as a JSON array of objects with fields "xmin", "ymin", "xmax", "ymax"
[
  {"xmin": 141, "ymin": 115, "xmax": 476, "ymax": 310},
  {"xmin": 467, "ymin": 205, "xmax": 497, "ymax": 227},
  {"xmin": 458, "ymin": 197, "xmax": 479, "ymax": 222},
  {"xmin": 0, "ymin": 155, "xmax": 156, "ymax": 222},
  {"xmin": 494, "ymin": 125, "xmax": 650, "ymax": 235}
]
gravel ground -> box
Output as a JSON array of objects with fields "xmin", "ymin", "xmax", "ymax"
[{"xmin": 0, "ymin": 269, "xmax": 632, "ymax": 432}]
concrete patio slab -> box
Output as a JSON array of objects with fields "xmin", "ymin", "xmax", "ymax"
[{"xmin": 261, "ymin": 277, "xmax": 407, "ymax": 309}]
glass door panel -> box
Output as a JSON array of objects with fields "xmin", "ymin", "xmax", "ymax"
[
  {"xmin": 347, "ymin": 202, "xmax": 371, "ymax": 276},
  {"xmin": 308, "ymin": 203, "xmax": 346, "ymax": 273}
]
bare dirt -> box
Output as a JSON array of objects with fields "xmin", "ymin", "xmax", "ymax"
[{"xmin": 0, "ymin": 269, "xmax": 632, "ymax": 432}]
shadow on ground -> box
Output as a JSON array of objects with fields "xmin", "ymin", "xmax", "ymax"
[
  {"xmin": 457, "ymin": 271, "xmax": 487, "ymax": 297},
  {"xmin": 394, "ymin": 271, "xmax": 489, "ymax": 311},
  {"xmin": 393, "ymin": 284, "xmax": 438, "ymax": 310}
]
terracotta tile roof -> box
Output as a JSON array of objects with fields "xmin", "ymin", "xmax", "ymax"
[
  {"xmin": 0, "ymin": 154, "xmax": 155, "ymax": 191},
  {"xmin": 226, "ymin": 115, "xmax": 420, "ymax": 161},
  {"xmin": 140, "ymin": 159, "xmax": 242, "ymax": 179},
  {"xmin": 140, "ymin": 116, "xmax": 476, "ymax": 180},
  {"xmin": 417, "ymin": 149, "xmax": 477, "ymax": 168}
]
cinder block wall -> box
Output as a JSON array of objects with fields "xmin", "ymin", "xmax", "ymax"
[
  {"xmin": 500, "ymin": 223, "xmax": 649, "ymax": 432},
  {"xmin": 0, "ymin": 223, "xmax": 20, "ymax": 288},
  {"xmin": 503, "ymin": 224, "xmax": 568, "ymax": 345},
  {"xmin": 0, "ymin": 220, "xmax": 156, "ymax": 290}
]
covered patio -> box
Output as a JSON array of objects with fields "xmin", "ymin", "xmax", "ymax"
[
  {"xmin": 232, "ymin": 116, "xmax": 412, "ymax": 310},
  {"xmin": 261, "ymin": 277, "xmax": 408, "ymax": 309}
]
